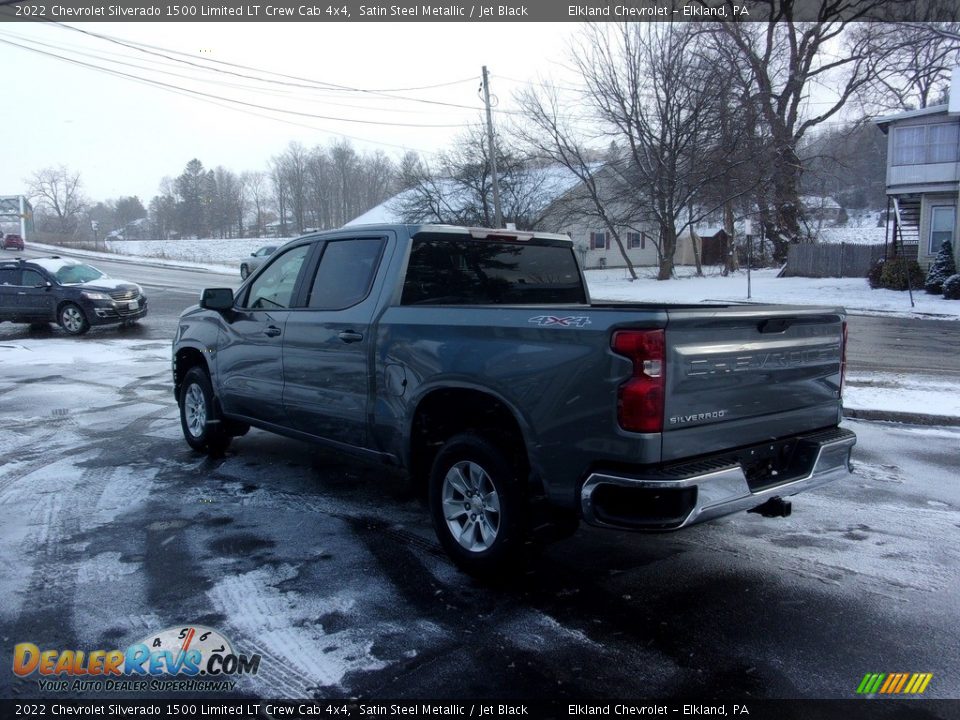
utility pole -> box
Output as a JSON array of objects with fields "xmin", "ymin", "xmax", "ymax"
[
  {"xmin": 744, "ymin": 218, "xmax": 752, "ymax": 300},
  {"xmin": 481, "ymin": 65, "xmax": 503, "ymax": 228}
]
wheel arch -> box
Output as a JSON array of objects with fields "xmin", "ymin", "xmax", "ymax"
[
  {"xmin": 407, "ymin": 386, "xmax": 538, "ymax": 497},
  {"xmin": 173, "ymin": 345, "xmax": 210, "ymax": 402},
  {"xmin": 56, "ymin": 298, "xmax": 83, "ymax": 317}
]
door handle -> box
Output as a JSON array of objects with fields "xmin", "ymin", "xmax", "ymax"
[
  {"xmin": 338, "ymin": 330, "xmax": 363, "ymax": 343},
  {"xmin": 263, "ymin": 325, "xmax": 282, "ymax": 337},
  {"xmin": 17, "ymin": 292, "xmax": 27, "ymax": 295}
]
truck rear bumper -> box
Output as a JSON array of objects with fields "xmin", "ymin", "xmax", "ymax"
[{"xmin": 580, "ymin": 427, "xmax": 856, "ymax": 531}]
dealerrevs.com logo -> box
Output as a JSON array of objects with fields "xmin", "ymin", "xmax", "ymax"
[{"xmin": 13, "ymin": 625, "xmax": 261, "ymax": 693}]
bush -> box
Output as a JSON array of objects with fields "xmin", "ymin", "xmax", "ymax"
[
  {"xmin": 924, "ymin": 240, "xmax": 956, "ymax": 294},
  {"xmin": 943, "ymin": 274, "xmax": 960, "ymax": 300},
  {"xmin": 879, "ymin": 258, "xmax": 925, "ymax": 291},
  {"xmin": 866, "ymin": 258, "xmax": 885, "ymax": 289}
]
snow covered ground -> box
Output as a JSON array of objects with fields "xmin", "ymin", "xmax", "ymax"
[
  {"xmin": 816, "ymin": 227, "xmax": 886, "ymax": 245},
  {"xmin": 105, "ymin": 237, "xmax": 295, "ymax": 269},
  {"xmin": 844, "ymin": 373, "xmax": 960, "ymax": 419},
  {"xmin": 586, "ymin": 267, "xmax": 960, "ymax": 319}
]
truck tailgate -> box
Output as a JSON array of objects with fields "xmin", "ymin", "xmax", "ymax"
[{"xmin": 662, "ymin": 306, "xmax": 844, "ymax": 462}]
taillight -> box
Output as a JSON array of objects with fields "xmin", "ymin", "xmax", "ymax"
[
  {"xmin": 840, "ymin": 320, "xmax": 848, "ymax": 396},
  {"xmin": 612, "ymin": 329, "xmax": 665, "ymax": 433}
]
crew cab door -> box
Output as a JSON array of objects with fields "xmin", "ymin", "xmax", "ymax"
[
  {"xmin": 216, "ymin": 243, "xmax": 311, "ymax": 425},
  {"xmin": 0, "ymin": 265, "xmax": 19, "ymax": 319},
  {"xmin": 282, "ymin": 235, "xmax": 389, "ymax": 449}
]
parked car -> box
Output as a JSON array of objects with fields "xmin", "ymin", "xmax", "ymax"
[
  {"xmin": 173, "ymin": 224, "xmax": 855, "ymax": 576},
  {"xmin": 0, "ymin": 257, "xmax": 147, "ymax": 335},
  {"xmin": 240, "ymin": 245, "xmax": 278, "ymax": 279},
  {"xmin": 2, "ymin": 233, "xmax": 24, "ymax": 251}
]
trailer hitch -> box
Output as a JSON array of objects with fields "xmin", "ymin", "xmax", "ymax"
[{"xmin": 748, "ymin": 496, "xmax": 792, "ymax": 518}]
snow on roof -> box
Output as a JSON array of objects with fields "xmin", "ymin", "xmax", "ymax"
[
  {"xmin": 345, "ymin": 165, "xmax": 587, "ymax": 227},
  {"xmin": 345, "ymin": 190, "xmax": 413, "ymax": 226},
  {"xmin": 29, "ymin": 257, "xmax": 91, "ymax": 273},
  {"xmin": 873, "ymin": 104, "xmax": 950, "ymax": 132},
  {"xmin": 801, "ymin": 195, "xmax": 841, "ymax": 210}
]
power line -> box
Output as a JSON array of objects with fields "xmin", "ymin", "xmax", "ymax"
[
  {"xmin": 0, "ymin": 28, "xmax": 477, "ymax": 119},
  {"xmin": 46, "ymin": 21, "xmax": 503, "ymax": 113},
  {"xmin": 0, "ymin": 36, "xmax": 471, "ymax": 129}
]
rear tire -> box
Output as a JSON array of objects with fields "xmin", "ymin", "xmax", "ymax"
[
  {"xmin": 429, "ymin": 433, "xmax": 528, "ymax": 577},
  {"xmin": 179, "ymin": 366, "xmax": 231, "ymax": 455}
]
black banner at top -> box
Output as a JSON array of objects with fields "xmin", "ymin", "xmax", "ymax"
[{"xmin": 0, "ymin": 0, "xmax": 958, "ymax": 23}]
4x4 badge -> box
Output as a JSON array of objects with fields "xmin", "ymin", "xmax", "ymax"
[{"xmin": 528, "ymin": 316, "xmax": 591, "ymax": 328}]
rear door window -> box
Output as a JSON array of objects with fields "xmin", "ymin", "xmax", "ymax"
[
  {"xmin": 22, "ymin": 269, "xmax": 45, "ymax": 286},
  {"xmin": 401, "ymin": 238, "xmax": 586, "ymax": 305},
  {"xmin": 0, "ymin": 268, "xmax": 18, "ymax": 286}
]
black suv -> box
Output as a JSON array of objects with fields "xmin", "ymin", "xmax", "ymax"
[{"xmin": 0, "ymin": 257, "xmax": 148, "ymax": 335}]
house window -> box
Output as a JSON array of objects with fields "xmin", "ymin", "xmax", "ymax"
[
  {"xmin": 892, "ymin": 123, "xmax": 960, "ymax": 166},
  {"xmin": 626, "ymin": 232, "xmax": 642, "ymax": 249},
  {"xmin": 930, "ymin": 206, "xmax": 956, "ymax": 255},
  {"xmin": 590, "ymin": 231, "xmax": 607, "ymax": 250}
]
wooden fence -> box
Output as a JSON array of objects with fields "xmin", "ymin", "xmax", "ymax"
[{"xmin": 783, "ymin": 243, "xmax": 886, "ymax": 278}]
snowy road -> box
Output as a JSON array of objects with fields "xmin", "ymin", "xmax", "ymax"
[{"xmin": 0, "ymin": 338, "xmax": 958, "ymax": 701}]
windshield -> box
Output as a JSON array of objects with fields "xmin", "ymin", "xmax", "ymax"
[{"xmin": 55, "ymin": 264, "xmax": 105, "ymax": 284}]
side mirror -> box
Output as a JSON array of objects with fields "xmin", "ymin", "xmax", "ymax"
[
  {"xmin": 37, "ymin": 281, "xmax": 52, "ymax": 289},
  {"xmin": 251, "ymin": 252, "xmax": 257, "ymax": 257},
  {"xmin": 200, "ymin": 288, "xmax": 234, "ymax": 312}
]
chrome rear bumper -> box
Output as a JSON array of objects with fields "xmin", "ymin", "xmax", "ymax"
[{"xmin": 580, "ymin": 428, "xmax": 856, "ymax": 530}]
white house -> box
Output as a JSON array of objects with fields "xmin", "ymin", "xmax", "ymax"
[{"xmin": 873, "ymin": 73, "xmax": 960, "ymax": 270}]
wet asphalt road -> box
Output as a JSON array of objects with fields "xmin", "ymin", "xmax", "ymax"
[
  {"xmin": 1, "ymin": 249, "xmax": 958, "ymax": 708},
  {"xmin": 0, "ymin": 360, "xmax": 958, "ymax": 702}
]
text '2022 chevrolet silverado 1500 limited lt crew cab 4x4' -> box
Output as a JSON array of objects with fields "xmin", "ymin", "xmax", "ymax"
[{"xmin": 172, "ymin": 225, "xmax": 855, "ymax": 575}]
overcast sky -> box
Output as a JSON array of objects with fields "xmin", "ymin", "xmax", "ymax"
[{"xmin": 0, "ymin": 21, "xmax": 581, "ymax": 203}]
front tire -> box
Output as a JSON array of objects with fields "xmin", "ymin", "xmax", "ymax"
[
  {"xmin": 59, "ymin": 303, "xmax": 90, "ymax": 335},
  {"xmin": 179, "ymin": 366, "xmax": 231, "ymax": 455},
  {"xmin": 429, "ymin": 433, "xmax": 528, "ymax": 577},
  {"xmin": 240, "ymin": 264, "xmax": 249, "ymax": 280}
]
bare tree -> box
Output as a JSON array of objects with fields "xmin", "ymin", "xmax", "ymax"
[
  {"xmin": 859, "ymin": 23, "xmax": 960, "ymax": 111},
  {"xmin": 397, "ymin": 124, "xmax": 555, "ymax": 230},
  {"xmin": 708, "ymin": 1, "xmax": 936, "ymax": 262},
  {"xmin": 148, "ymin": 194, "xmax": 176, "ymax": 241},
  {"xmin": 207, "ymin": 167, "xmax": 243, "ymax": 238},
  {"xmin": 305, "ymin": 148, "xmax": 332, "ymax": 230},
  {"xmin": 242, "ymin": 171, "xmax": 267, "ymax": 237},
  {"xmin": 270, "ymin": 158, "xmax": 290, "ymax": 237},
  {"xmin": 27, "ymin": 166, "xmax": 88, "ymax": 236},
  {"xmin": 521, "ymin": 24, "xmax": 751, "ymax": 279},
  {"xmin": 279, "ymin": 142, "xmax": 309, "ymax": 233}
]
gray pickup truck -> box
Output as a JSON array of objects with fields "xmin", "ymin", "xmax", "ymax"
[{"xmin": 173, "ymin": 224, "xmax": 856, "ymax": 575}]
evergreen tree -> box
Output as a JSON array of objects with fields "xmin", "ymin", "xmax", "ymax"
[
  {"xmin": 924, "ymin": 240, "xmax": 956, "ymax": 294},
  {"xmin": 174, "ymin": 159, "xmax": 207, "ymax": 239}
]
